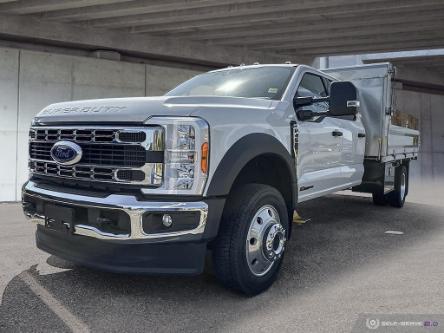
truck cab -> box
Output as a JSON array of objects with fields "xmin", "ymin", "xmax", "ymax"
[
  {"xmin": 22, "ymin": 63, "xmax": 418, "ymax": 295},
  {"xmin": 290, "ymin": 66, "xmax": 365, "ymax": 201}
]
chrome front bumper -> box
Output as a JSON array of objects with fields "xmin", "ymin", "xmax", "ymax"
[{"xmin": 22, "ymin": 181, "xmax": 208, "ymax": 241}]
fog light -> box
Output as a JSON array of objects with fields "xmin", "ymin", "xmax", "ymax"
[{"xmin": 162, "ymin": 214, "xmax": 173, "ymax": 228}]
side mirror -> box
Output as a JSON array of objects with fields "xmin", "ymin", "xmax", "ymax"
[
  {"xmin": 329, "ymin": 81, "xmax": 359, "ymax": 116},
  {"xmin": 297, "ymin": 109, "xmax": 314, "ymax": 121},
  {"xmin": 293, "ymin": 96, "xmax": 314, "ymax": 109}
]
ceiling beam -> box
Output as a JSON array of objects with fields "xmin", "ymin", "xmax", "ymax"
[
  {"xmin": 369, "ymin": 56, "xmax": 444, "ymax": 66},
  {"xmin": 90, "ymin": 0, "xmax": 407, "ymax": 28},
  {"xmin": 0, "ymin": 0, "xmax": 133, "ymax": 14},
  {"xmin": 253, "ymin": 32, "xmax": 444, "ymax": 51},
  {"xmin": 40, "ymin": 0, "xmax": 262, "ymax": 21},
  {"xmin": 176, "ymin": 10, "xmax": 444, "ymax": 42},
  {"xmin": 287, "ymin": 39, "xmax": 444, "ymax": 56},
  {"xmin": 0, "ymin": 13, "xmax": 299, "ymax": 66},
  {"xmin": 212, "ymin": 21, "xmax": 444, "ymax": 47},
  {"xmin": 126, "ymin": 0, "xmax": 444, "ymax": 33}
]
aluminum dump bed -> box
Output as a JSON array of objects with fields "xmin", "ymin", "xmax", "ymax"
[{"xmin": 325, "ymin": 63, "xmax": 419, "ymax": 162}]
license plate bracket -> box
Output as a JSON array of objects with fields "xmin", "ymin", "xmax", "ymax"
[{"xmin": 44, "ymin": 204, "xmax": 75, "ymax": 234}]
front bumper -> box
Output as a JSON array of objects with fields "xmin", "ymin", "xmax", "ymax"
[
  {"xmin": 22, "ymin": 181, "xmax": 225, "ymax": 274},
  {"xmin": 23, "ymin": 181, "xmax": 208, "ymax": 241},
  {"xmin": 35, "ymin": 225, "xmax": 207, "ymax": 274}
]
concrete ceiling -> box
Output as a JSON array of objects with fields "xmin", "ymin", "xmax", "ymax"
[
  {"xmin": 0, "ymin": 0, "xmax": 443, "ymax": 64},
  {"xmin": 373, "ymin": 55, "xmax": 444, "ymax": 76}
]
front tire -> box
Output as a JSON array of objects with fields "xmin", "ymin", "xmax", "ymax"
[{"xmin": 212, "ymin": 184, "xmax": 289, "ymax": 296}]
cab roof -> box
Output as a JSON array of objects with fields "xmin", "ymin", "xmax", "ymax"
[{"xmin": 209, "ymin": 63, "xmax": 299, "ymax": 73}]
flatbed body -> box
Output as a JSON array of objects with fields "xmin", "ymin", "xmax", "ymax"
[{"xmin": 325, "ymin": 63, "xmax": 419, "ymax": 163}]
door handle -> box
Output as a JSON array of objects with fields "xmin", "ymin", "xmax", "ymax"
[
  {"xmin": 332, "ymin": 130, "xmax": 343, "ymax": 137},
  {"xmin": 358, "ymin": 133, "xmax": 366, "ymax": 138}
]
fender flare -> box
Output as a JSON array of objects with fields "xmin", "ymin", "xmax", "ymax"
[{"xmin": 206, "ymin": 133, "xmax": 297, "ymax": 207}]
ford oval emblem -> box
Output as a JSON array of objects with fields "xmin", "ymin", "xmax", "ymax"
[{"xmin": 50, "ymin": 141, "xmax": 83, "ymax": 165}]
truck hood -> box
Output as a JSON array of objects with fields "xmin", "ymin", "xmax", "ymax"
[{"xmin": 34, "ymin": 96, "xmax": 275, "ymax": 124}]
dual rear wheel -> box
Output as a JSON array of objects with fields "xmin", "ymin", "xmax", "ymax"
[{"xmin": 372, "ymin": 164, "xmax": 408, "ymax": 208}]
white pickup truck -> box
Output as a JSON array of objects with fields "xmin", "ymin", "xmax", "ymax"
[{"xmin": 22, "ymin": 63, "xmax": 419, "ymax": 295}]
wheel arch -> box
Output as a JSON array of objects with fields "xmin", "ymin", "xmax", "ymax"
[{"xmin": 205, "ymin": 133, "xmax": 297, "ymax": 240}]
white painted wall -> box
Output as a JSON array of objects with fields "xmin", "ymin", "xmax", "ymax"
[{"xmin": 0, "ymin": 47, "xmax": 202, "ymax": 201}]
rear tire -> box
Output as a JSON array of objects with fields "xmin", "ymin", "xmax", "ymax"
[
  {"xmin": 212, "ymin": 184, "xmax": 289, "ymax": 296},
  {"xmin": 372, "ymin": 190, "xmax": 387, "ymax": 206},
  {"xmin": 387, "ymin": 165, "xmax": 408, "ymax": 208}
]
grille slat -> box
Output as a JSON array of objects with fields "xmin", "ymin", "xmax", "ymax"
[
  {"xmin": 29, "ymin": 128, "xmax": 151, "ymax": 144},
  {"xmin": 30, "ymin": 161, "xmax": 119, "ymax": 182},
  {"xmin": 29, "ymin": 141, "xmax": 146, "ymax": 167}
]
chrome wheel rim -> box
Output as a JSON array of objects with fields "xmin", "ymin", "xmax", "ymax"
[
  {"xmin": 400, "ymin": 172, "xmax": 406, "ymax": 200},
  {"xmin": 246, "ymin": 205, "xmax": 286, "ymax": 277}
]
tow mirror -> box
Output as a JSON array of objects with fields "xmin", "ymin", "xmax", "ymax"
[
  {"xmin": 329, "ymin": 81, "xmax": 359, "ymax": 116},
  {"xmin": 293, "ymin": 96, "xmax": 314, "ymax": 109}
]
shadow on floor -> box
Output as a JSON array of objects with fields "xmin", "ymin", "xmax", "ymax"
[{"xmin": 1, "ymin": 195, "xmax": 443, "ymax": 332}]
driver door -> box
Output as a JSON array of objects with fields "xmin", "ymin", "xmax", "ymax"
[{"xmin": 295, "ymin": 73, "xmax": 348, "ymax": 202}]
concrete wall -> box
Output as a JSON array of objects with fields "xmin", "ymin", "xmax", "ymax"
[
  {"xmin": 0, "ymin": 47, "xmax": 202, "ymax": 201},
  {"xmin": 395, "ymin": 89, "xmax": 444, "ymax": 181},
  {"xmin": 388, "ymin": 65, "xmax": 444, "ymax": 182}
]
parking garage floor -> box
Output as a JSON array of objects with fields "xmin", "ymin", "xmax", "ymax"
[{"xmin": 1, "ymin": 183, "xmax": 443, "ymax": 332}]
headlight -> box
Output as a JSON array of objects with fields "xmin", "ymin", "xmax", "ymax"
[{"xmin": 143, "ymin": 117, "xmax": 209, "ymax": 195}]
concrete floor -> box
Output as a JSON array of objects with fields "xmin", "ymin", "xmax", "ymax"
[{"xmin": 0, "ymin": 185, "xmax": 444, "ymax": 332}]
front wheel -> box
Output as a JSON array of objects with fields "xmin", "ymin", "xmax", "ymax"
[{"xmin": 212, "ymin": 184, "xmax": 289, "ymax": 296}]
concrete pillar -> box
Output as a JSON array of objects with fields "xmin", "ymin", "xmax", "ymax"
[{"xmin": 0, "ymin": 48, "xmax": 19, "ymax": 201}]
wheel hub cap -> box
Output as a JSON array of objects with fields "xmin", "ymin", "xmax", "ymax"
[
  {"xmin": 400, "ymin": 172, "xmax": 406, "ymax": 199},
  {"xmin": 246, "ymin": 205, "xmax": 286, "ymax": 277},
  {"xmin": 263, "ymin": 224, "xmax": 285, "ymax": 261}
]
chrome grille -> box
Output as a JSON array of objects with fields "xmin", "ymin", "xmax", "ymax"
[{"xmin": 29, "ymin": 126, "xmax": 164, "ymax": 186}]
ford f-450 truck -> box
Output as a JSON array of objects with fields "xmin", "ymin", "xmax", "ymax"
[{"xmin": 22, "ymin": 63, "xmax": 419, "ymax": 295}]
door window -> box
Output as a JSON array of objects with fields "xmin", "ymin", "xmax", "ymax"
[{"xmin": 296, "ymin": 73, "xmax": 329, "ymax": 113}]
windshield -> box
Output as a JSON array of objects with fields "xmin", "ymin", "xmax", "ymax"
[{"xmin": 166, "ymin": 66, "xmax": 295, "ymax": 100}]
